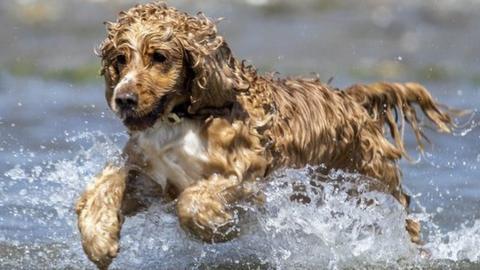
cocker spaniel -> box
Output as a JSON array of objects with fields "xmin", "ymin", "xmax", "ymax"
[{"xmin": 76, "ymin": 2, "xmax": 453, "ymax": 269}]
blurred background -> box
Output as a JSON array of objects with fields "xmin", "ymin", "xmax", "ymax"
[
  {"xmin": 1, "ymin": 0, "xmax": 480, "ymax": 269},
  {"xmin": 2, "ymin": 0, "xmax": 480, "ymax": 84}
]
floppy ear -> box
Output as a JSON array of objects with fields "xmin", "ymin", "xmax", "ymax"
[
  {"xmin": 96, "ymin": 33, "xmax": 120, "ymax": 109},
  {"xmin": 178, "ymin": 15, "xmax": 250, "ymax": 113}
]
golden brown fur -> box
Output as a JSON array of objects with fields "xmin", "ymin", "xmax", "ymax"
[{"xmin": 76, "ymin": 2, "xmax": 454, "ymax": 268}]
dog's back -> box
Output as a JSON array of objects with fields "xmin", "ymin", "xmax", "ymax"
[{"xmin": 248, "ymin": 78, "xmax": 452, "ymax": 202}]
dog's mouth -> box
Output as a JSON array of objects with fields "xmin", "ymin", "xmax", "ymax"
[
  {"xmin": 119, "ymin": 94, "xmax": 235, "ymax": 131},
  {"xmin": 121, "ymin": 94, "xmax": 191, "ymax": 131}
]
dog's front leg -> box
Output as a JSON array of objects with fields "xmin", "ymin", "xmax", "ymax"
[
  {"xmin": 176, "ymin": 174, "xmax": 248, "ymax": 243},
  {"xmin": 75, "ymin": 165, "xmax": 127, "ymax": 270}
]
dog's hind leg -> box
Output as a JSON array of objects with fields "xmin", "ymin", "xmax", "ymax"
[
  {"xmin": 76, "ymin": 165, "xmax": 127, "ymax": 270},
  {"xmin": 393, "ymin": 189, "xmax": 422, "ymax": 244}
]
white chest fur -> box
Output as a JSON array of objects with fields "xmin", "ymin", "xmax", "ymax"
[{"xmin": 131, "ymin": 119, "xmax": 208, "ymax": 192}]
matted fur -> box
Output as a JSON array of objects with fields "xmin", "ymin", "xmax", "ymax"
[{"xmin": 76, "ymin": 2, "xmax": 454, "ymax": 268}]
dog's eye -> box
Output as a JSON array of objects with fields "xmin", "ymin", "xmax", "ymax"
[
  {"xmin": 152, "ymin": 52, "xmax": 167, "ymax": 64},
  {"xmin": 116, "ymin": 54, "xmax": 127, "ymax": 65}
]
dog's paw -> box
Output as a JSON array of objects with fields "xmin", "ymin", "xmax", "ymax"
[
  {"xmin": 86, "ymin": 244, "xmax": 117, "ymax": 270},
  {"xmin": 77, "ymin": 208, "xmax": 122, "ymax": 269},
  {"xmin": 177, "ymin": 190, "xmax": 239, "ymax": 243},
  {"xmin": 406, "ymin": 218, "xmax": 422, "ymax": 244},
  {"xmin": 75, "ymin": 165, "xmax": 127, "ymax": 269},
  {"xmin": 76, "ymin": 198, "xmax": 123, "ymax": 269}
]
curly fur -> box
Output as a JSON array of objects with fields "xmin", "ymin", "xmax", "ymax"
[{"xmin": 76, "ymin": 2, "xmax": 454, "ymax": 268}]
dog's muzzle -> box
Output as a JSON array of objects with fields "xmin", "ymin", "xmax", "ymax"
[{"xmin": 115, "ymin": 92, "xmax": 138, "ymax": 112}]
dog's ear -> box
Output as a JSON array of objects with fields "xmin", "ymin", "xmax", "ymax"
[
  {"xmin": 178, "ymin": 15, "xmax": 250, "ymax": 113},
  {"xmin": 96, "ymin": 32, "xmax": 120, "ymax": 109}
]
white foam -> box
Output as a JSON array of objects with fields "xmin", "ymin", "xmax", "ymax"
[{"xmin": 1, "ymin": 132, "xmax": 480, "ymax": 269}]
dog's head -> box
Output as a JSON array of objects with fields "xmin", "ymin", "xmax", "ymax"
[{"xmin": 98, "ymin": 2, "xmax": 250, "ymax": 130}]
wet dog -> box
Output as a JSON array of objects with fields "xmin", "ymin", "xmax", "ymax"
[{"xmin": 75, "ymin": 2, "xmax": 453, "ymax": 269}]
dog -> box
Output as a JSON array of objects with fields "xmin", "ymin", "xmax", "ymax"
[{"xmin": 75, "ymin": 2, "xmax": 453, "ymax": 269}]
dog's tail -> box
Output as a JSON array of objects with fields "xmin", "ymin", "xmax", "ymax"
[{"xmin": 345, "ymin": 82, "xmax": 455, "ymax": 157}]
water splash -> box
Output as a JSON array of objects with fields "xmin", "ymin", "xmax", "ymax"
[{"xmin": 1, "ymin": 131, "xmax": 480, "ymax": 269}]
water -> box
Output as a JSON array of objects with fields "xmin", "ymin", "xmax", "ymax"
[
  {"xmin": 1, "ymin": 71, "xmax": 480, "ymax": 270},
  {"xmin": 1, "ymin": 0, "xmax": 480, "ymax": 269}
]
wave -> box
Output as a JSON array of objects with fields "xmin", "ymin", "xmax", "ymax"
[{"xmin": 1, "ymin": 131, "xmax": 479, "ymax": 269}]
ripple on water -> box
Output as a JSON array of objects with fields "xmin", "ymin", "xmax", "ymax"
[{"xmin": 1, "ymin": 131, "xmax": 480, "ymax": 269}]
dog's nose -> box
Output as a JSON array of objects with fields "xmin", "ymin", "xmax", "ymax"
[{"xmin": 115, "ymin": 92, "xmax": 138, "ymax": 110}]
